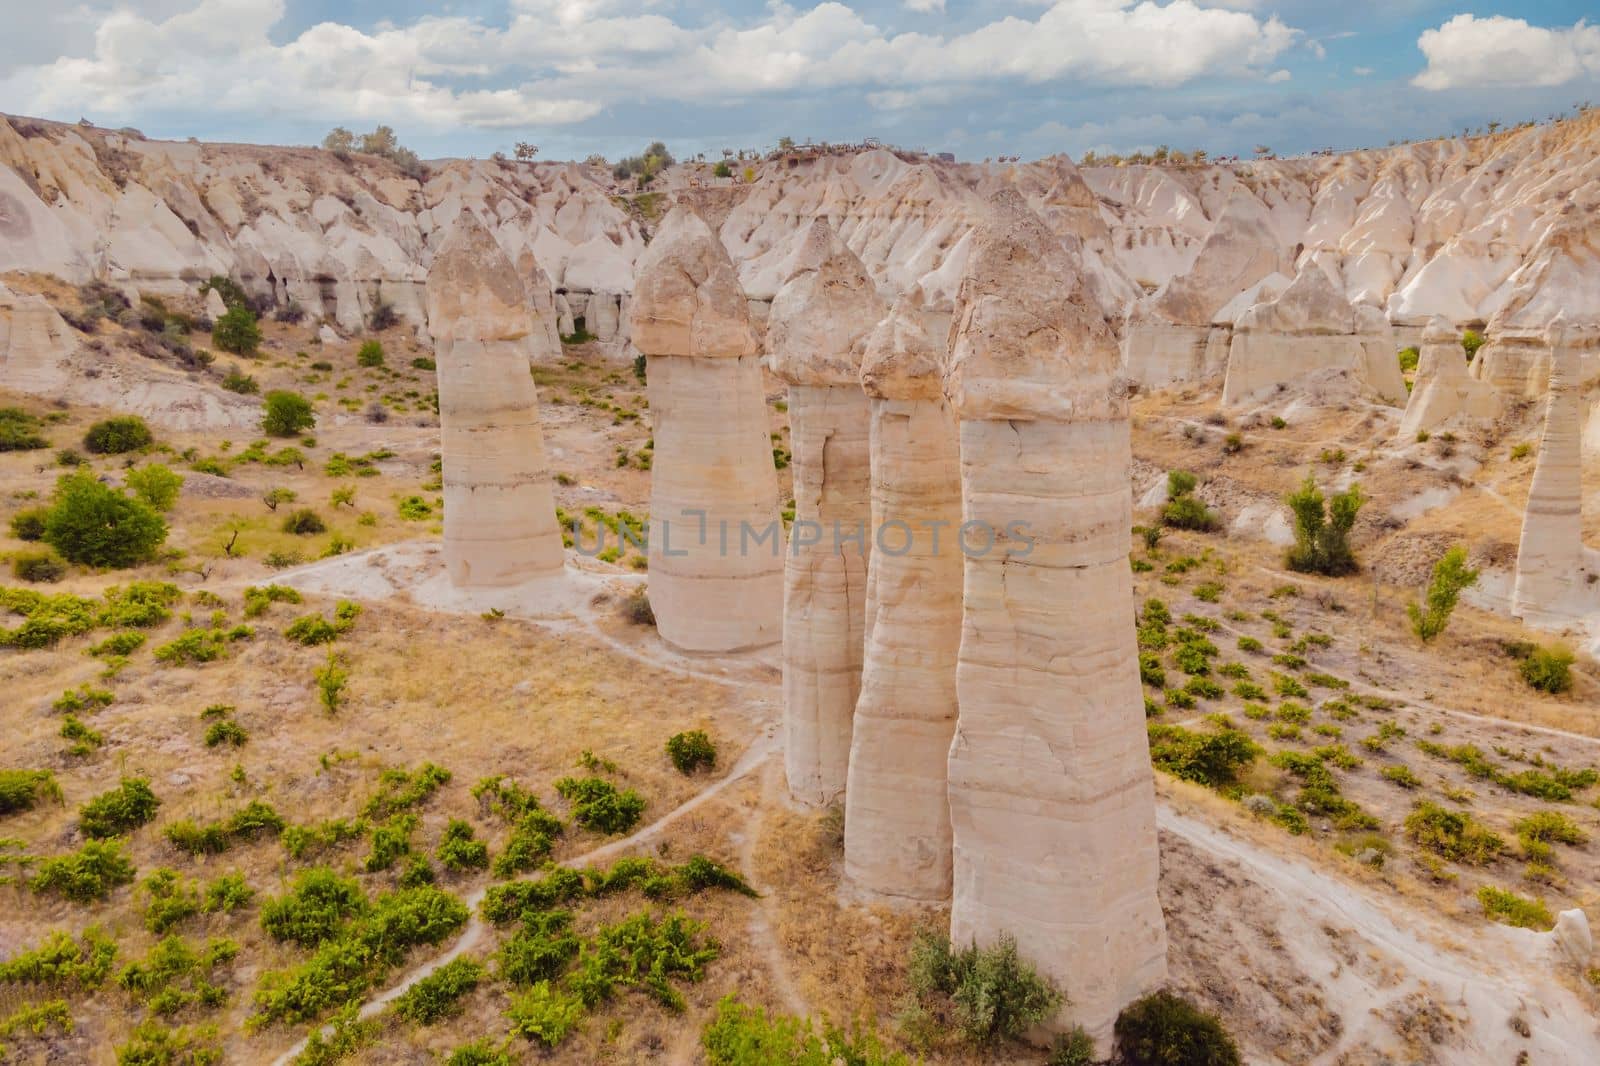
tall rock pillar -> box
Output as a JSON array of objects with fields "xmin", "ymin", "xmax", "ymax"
[
  {"xmin": 767, "ymin": 220, "xmax": 884, "ymax": 805},
  {"xmin": 843, "ymin": 290, "xmax": 962, "ymax": 900},
  {"xmin": 1513, "ymin": 318, "xmax": 1593, "ymax": 625},
  {"xmin": 426, "ymin": 211, "xmax": 565, "ymax": 587},
  {"xmin": 629, "ymin": 207, "xmax": 784, "ymax": 653},
  {"xmin": 945, "ymin": 193, "xmax": 1168, "ymax": 1051}
]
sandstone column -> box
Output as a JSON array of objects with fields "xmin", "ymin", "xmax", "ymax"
[
  {"xmin": 766, "ymin": 220, "xmax": 884, "ymax": 805},
  {"xmin": 945, "ymin": 192, "xmax": 1167, "ymax": 1051},
  {"xmin": 427, "ymin": 210, "xmax": 565, "ymax": 586},
  {"xmin": 629, "ymin": 207, "xmax": 784, "ymax": 653},
  {"xmin": 843, "ymin": 289, "xmax": 962, "ymax": 899},
  {"xmin": 1513, "ymin": 318, "xmax": 1591, "ymax": 625}
]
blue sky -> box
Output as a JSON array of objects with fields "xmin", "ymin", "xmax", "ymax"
[{"xmin": 1, "ymin": 1, "xmax": 1596, "ymax": 162}]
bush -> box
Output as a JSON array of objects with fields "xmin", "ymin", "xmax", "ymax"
[
  {"xmin": 1115, "ymin": 990, "xmax": 1240, "ymax": 1066},
  {"xmin": 394, "ymin": 957, "xmax": 486, "ymax": 1024},
  {"xmin": 125, "ymin": 463, "xmax": 184, "ymax": 512},
  {"xmin": 42, "ymin": 474, "xmax": 168, "ymax": 567},
  {"xmin": 1408, "ymin": 546, "xmax": 1478, "ymax": 642},
  {"xmin": 212, "ymin": 305, "xmax": 262, "ymax": 355},
  {"xmin": 1284, "ymin": 476, "xmax": 1364, "ymax": 576},
  {"xmin": 262, "ymin": 391, "xmax": 316, "ymax": 436},
  {"xmin": 398, "ymin": 495, "xmax": 433, "ymax": 520},
  {"xmin": 356, "ymin": 340, "xmax": 385, "ymax": 367},
  {"xmin": 31, "ymin": 839, "xmax": 137, "ymax": 901},
  {"xmin": 10, "ymin": 506, "xmax": 49, "ymax": 540},
  {"xmin": 1147, "ymin": 723, "xmax": 1259, "ymax": 790},
  {"xmin": 1405, "ymin": 802, "xmax": 1503, "ymax": 864},
  {"xmin": 84, "ymin": 416, "xmax": 153, "ymax": 455},
  {"xmin": 1519, "ymin": 644, "xmax": 1574, "ymax": 694},
  {"xmin": 410, "ymin": 357, "xmax": 435, "ymax": 371},
  {"xmin": 221, "ymin": 367, "xmax": 259, "ymax": 394},
  {"xmin": 1477, "ymin": 885, "xmax": 1552, "ymax": 930},
  {"xmin": 436, "ymin": 819, "xmax": 490, "ymax": 872},
  {"xmin": 1397, "ymin": 346, "xmax": 1420, "ymax": 373},
  {"xmin": 1161, "ymin": 470, "xmax": 1219, "ymax": 532},
  {"xmin": 554, "ymin": 776, "xmax": 645, "ymax": 834},
  {"xmin": 0, "ymin": 407, "xmax": 49, "ymax": 451},
  {"xmin": 0, "ymin": 768, "xmax": 63, "ymax": 815},
  {"xmin": 905, "ymin": 930, "xmax": 1061, "ymax": 1045},
  {"xmin": 282, "ymin": 508, "xmax": 327, "ymax": 535},
  {"xmin": 1461, "ymin": 329, "xmax": 1485, "ymax": 360},
  {"xmin": 13, "ymin": 549, "xmax": 67, "ymax": 583},
  {"xmin": 79, "ymin": 777, "xmax": 161, "ymax": 839},
  {"xmin": 666, "ymin": 730, "xmax": 717, "ymax": 774},
  {"xmin": 702, "ymin": 997, "xmax": 909, "ymax": 1065},
  {"xmin": 261, "ymin": 868, "xmax": 368, "ymax": 947},
  {"xmin": 507, "ymin": 980, "xmax": 585, "ymax": 1047},
  {"xmin": 286, "ymin": 614, "xmax": 340, "ymax": 645}
]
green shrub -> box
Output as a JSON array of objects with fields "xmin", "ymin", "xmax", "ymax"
[
  {"xmin": 203, "ymin": 873, "xmax": 255, "ymax": 914},
  {"xmin": 12, "ymin": 549, "xmax": 67, "ymax": 583},
  {"xmin": 1147, "ymin": 724, "xmax": 1259, "ymax": 790},
  {"xmin": 497, "ymin": 910, "xmax": 581, "ymax": 985},
  {"xmin": 212, "ymin": 305, "xmax": 262, "ymax": 355},
  {"xmin": 410, "ymin": 357, "xmax": 435, "ymax": 371},
  {"xmin": 42, "ymin": 474, "xmax": 167, "ymax": 567},
  {"xmin": 125, "ymin": 464, "xmax": 184, "ymax": 512},
  {"xmin": 1519, "ymin": 645, "xmax": 1574, "ymax": 694},
  {"xmin": 9, "ymin": 506, "xmax": 49, "ymax": 541},
  {"xmin": 0, "ymin": 927, "xmax": 118, "ymax": 987},
  {"xmin": 281, "ymin": 818, "xmax": 367, "ymax": 861},
  {"xmin": 286, "ymin": 614, "xmax": 340, "ymax": 645},
  {"xmin": 282, "ymin": 508, "xmax": 327, "ymax": 535},
  {"xmin": 364, "ymin": 763, "xmax": 452, "ymax": 819},
  {"xmin": 436, "ymin": 819, "xmax": 490, "ymax": 872},
  {"xmin": 1115, "ymin": 990, "xmax": 1240, "ymax": 1066},
  {"xmin": 80, "ymin": 778, "xmax": 160, "ymax": 839},
  {"xmin": 1382, "ymin": 765, "xmax": 1422, "ymax": 789},
  {"xmin": 1162, "ymin": 470, "xmax": 1218, "ymax": 532},
  {"xmin": 243, "ymin": 583, "xmax": 302, "ymax": 617},
  {"xmin": 142, "ymin": 869, "xmax": 201, "ymax": 933},
  {"xmin": 1405, "ymin": 802, "xmax": 1503, "ymax": 864},
  {"xmin": 1140, "ymin": 653, "xmax": 1167, "ymax": 689},
  {"xmin": 262, "ymin": 391, "xmax": 316, "ymax": 436},
  {"xmin": 554, "ymin": 776, "xmax": 645, "ymax": 834},
  {"xmin": 0, "ymin": 769, "xmax": 63, "ymax": 815},
  {"xmin": 315, "ymin": 651, "xmax": 349, "ymax": 714},
  {"xmin": 31, "ymin": 839, "xmax": 137, "ymax": 901},
  {"xmin": 1461, "ymin": 329, "xmax": 1485, "ymax": 360},
  {"xmin": 116, "ymin": 933, "xmax": 236, "ymax": 1014},
  {"xmin": 153, "ymin": 628, "xmax": 229, "ymax": 665},
  {"xmin": 1477, "ymin": 885, "xmax": 1552, "ymax": 930},
  {"xmin": 701, "ymin": 996, "xmax": 910, "ymax": 1065},
  {"xmin": 904, "ymin": 929, "xmax": 1060, "ymax": 1045},
  {"xmin": 1397, "ymin": 346, "xmax": 1420, "ymax": 373},
  {"xmin": 84, "ymin": 416, "xmax": 153, "ymax": 455},
  {"xmin": 221, "ymin": 366, "xmax": 259, "ymax": 394},
  {"xmin": 261, "ymin": 869, "xmax": 368, "ymax": 947},
  {"xmin": 1407, "ymin": 546, "xmax": 1478, "ymax": 642},
  {"xmin": 365, "ymin": 814, "xmax": 418, "ymax": 872},
  {"xmin": 506, "ymin": 980, "xmax": 585, "ymax": 1047},
  {"xmin": 1284, "ymin": 476, "xmax": 1363, "ymax": 576},
  {"xmin": 204, "ymin": 718, "xmax": 249, "ymax": 747},
  {"xmin": 295, "ymin": 1004, "xmax": 379, "ymax": 1065},
  {"xmin": 0, "ymin": 407, "xmax": 48, "ymax": 452},
  {"xmin": 356, "ymin": 341, "xmax": 385, "ymax": 367},
  {"xmin": 394, "ymin": 957, "xmax": 486, "ymax": 1024},
  {"xmin": 666, "ymin": 730, "xmax": 717, "ymax": 774},
  {"xmin": 397, "ymin": 495, "xmax": 432, "ymax": 520}
]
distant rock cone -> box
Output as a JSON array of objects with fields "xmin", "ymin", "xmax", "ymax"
[
  {"xmin": 1398, "ymin": 315, "xmax": 1500, "ymax": 439},
  {"xmin": 768, "ymin": 219, "xmax": 884, "ymax": 804},
  {"xmin": 629, "ymin": 206, "xmax": 784, "ymax": 653},
  {"xmin": 843, "ymin": 289, "xmax": 961, "ymax": 901},
  {"xmin": 1513, "ymin": 318, "xmax": 1598, "ymax": 626},
  {"xmin": 427, "ymin": 210, "xmax": 564, "ymax": 587},
  {"xmin": 945, "ymin": 191, "xmax": 1167, "ymax": 1053}
]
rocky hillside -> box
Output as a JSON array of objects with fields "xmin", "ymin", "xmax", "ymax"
[{"xmin": 1, "ymin": 110, "xmax": 1596, "ymax": 345}]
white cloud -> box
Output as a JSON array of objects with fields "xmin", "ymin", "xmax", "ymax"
[
  {"xmin": 1267, "ymin": 69, "xmax": 1291, "ymax": 82},
  {"xmin": 903, "ymin": 0, "xmax": 945, "ymax": 13},
  {"xmin": 1352, "ymin": 65, "xmax": 1373, "ymax": 76},
  {"xmin": 3, "ymin": 0, "xmax": 1303, "ymax": 132},
  {"xmin": 1413, "ymin": 14, "xmax": 1600, "ymax": 90}
]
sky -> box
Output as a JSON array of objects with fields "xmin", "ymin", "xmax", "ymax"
[{"xmin": 0, "ymin": 1, "xmax": 1596, "ymax": 163}]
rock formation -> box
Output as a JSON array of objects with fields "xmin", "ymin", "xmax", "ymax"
[
  {"xmin": 843, "ymin": 289, "xmax": 962, "ymax": 900},
  {"xmin": 514, "ymin": 248, "xmax": 563, "ymax": 359},
  {"xmin": 767, "ymin": 219, "xmax": 884, "ymax": 804},
  {"xmin": 944, "ymin": 191, "xmax": 1167, "ymax": 1051},
  {"xmin": 629, "ymin": 206, "xmax": 783, "ymax": 653},
  {"xmin": 1398, "ymin": 316, "xmax": 1500, "ymax": 439},
  {"xmin": 1221, "ymin": 263, "xmax": 1406, "ymax": 407},
  {"xmin": 0, "ymin": 280, "xmax": 75, "ymax": 394},
  {"xmin": 426, "ymin": 210, "xmax": 565, "ymax": 587},
  {"xmin": 1513, "ymin": 319, "xmax": 1597, "ymax": 626}
]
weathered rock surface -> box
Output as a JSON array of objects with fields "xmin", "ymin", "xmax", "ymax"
[
  {"xmin": 844, "ymin": 289, "xmax": 961, "ymax": 900},
  {"xmin": 1513, "ymin": 319, "xmax": 1598, "ymax": 626},
  {"xmin": 427, "ymin": 210, "xmax": 564, "ymax": 587},
  {"xmin": 767, "ymin": 219, "xmax": 884, "ymax": 805},
  {"xmin": 1222, "ymin": 264, "xmax": 1406, "ymax": 406},
  {"xmin": 945, "ymin": 191, "xmax": 1167, "ymax": 1051},
  {"xmin": 0, "ymin": 280, "xmax": 76, "ymax": 393},
  {"xmin": 630, "ymin": 206, "xmax": 783, "ymax": 653},
  {"xmin": 1399, "ymin": 316, "xmax": 1500, "ymax": 438}
]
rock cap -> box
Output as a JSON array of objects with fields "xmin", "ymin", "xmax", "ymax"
[
  {"xmin": 767, "ymin": 218, "xmax": 885, "ymax": 385},
  {"xmin": 628, "ymin": 206, "xmax": 758, "ymax": 358}
]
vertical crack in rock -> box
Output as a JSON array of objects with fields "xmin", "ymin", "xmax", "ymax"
[
  {"xmin": 945, "ymin": 190, "xmax": 1167, "ymax": 1054},
  {"xmin": 629, "ymin": 206, "xmax": 784, "ymax": 653},
  {"xmin": 427, "ymin": 209, "xmax": 564, "ymax": 587}
]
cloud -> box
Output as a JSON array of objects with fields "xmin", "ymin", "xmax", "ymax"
[
  {"xmin": 1267, "ymin": 69, "xmax": 1291, "ymax": 82},
  {"xmin": 3, "ymin": 0, "xmax": 1302, "ymax": 134},
  {"xmin": 1352, "ymin": 65, "xmax": 1372, "ymax": 76},
  {"xmin": 1413, "ymin": 14, "xmax": 1600, "ymax": 90},
  {"xmin": 902, "ymin": 0, "xmax": 945, "ymax": 12}
]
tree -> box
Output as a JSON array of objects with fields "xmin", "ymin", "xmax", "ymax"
[
  {"xmin": 125, "ymin": 463, "xmax": 184, "ymax": 512},
  {"xmin": 777, "ymin": 136, "xmax": 796, "ymax": 151},
  {"xmin": 322, "ymin": 127, "xmax": 354, "ymax": 154},
  {"xmin": 514, "ymin": 142, "xmax": 539, "ymax": 161},
  {"xmin": 1407, "ymin": 547, "xmax": 1478, "ymax": 642},
  {"xmin": 358, "ymin": 125, "xmax": 399, "ymax": 157},
  {"xmin": 42, "ymin": 473, "xmax": 168, "ymax": 568},
  {"xmin": 262, "ymin": 391, "xmax": 316, "ymax": 437},
  {"xmin": 84, "ymin": 416, "xmax": 153, "ymax": 455},
  {"xmin": 1284, "ymin": 476, "xmax": 1364, "ymax": 576},
  {"xmin": 213, "ymin": 305, "xmax": 262, "ymax": 356},
  {"xmin": 1161, "ymin": 470, "xmax": 1219, "ymax": 532},
  {"xmin": 713, "ymin": 161, "xmax": 732, "ymax": 178}
]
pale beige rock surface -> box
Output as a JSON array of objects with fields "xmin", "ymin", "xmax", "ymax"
[
  {"xmin": 1513, "ymin": 319, "xmax": 1598, "ymax": 626},
  {"xmin": 844, "ymin": 289, "xmax": 961, "ymax": 900},
  {"xmin": 0, "ymin": 280, "xmax": 75, "ymax": 393},
  {"xmin": 427, "ymin": 210, "xmax": 564, "ymax": 587},
  {"xmin": 767, "ymin": 219, "xmax": 883, "ymax": 804},
  {"xmin": 629, "ymin": 207, "xmax": 783, "ymax": 653},
  {"xmin": 945, "ymin": 191, "xmax": 1167, "ymax": 1050},
  {"xmin": 1399, "ymin": 316, "xmax": 1501, "ymax": 438}
]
